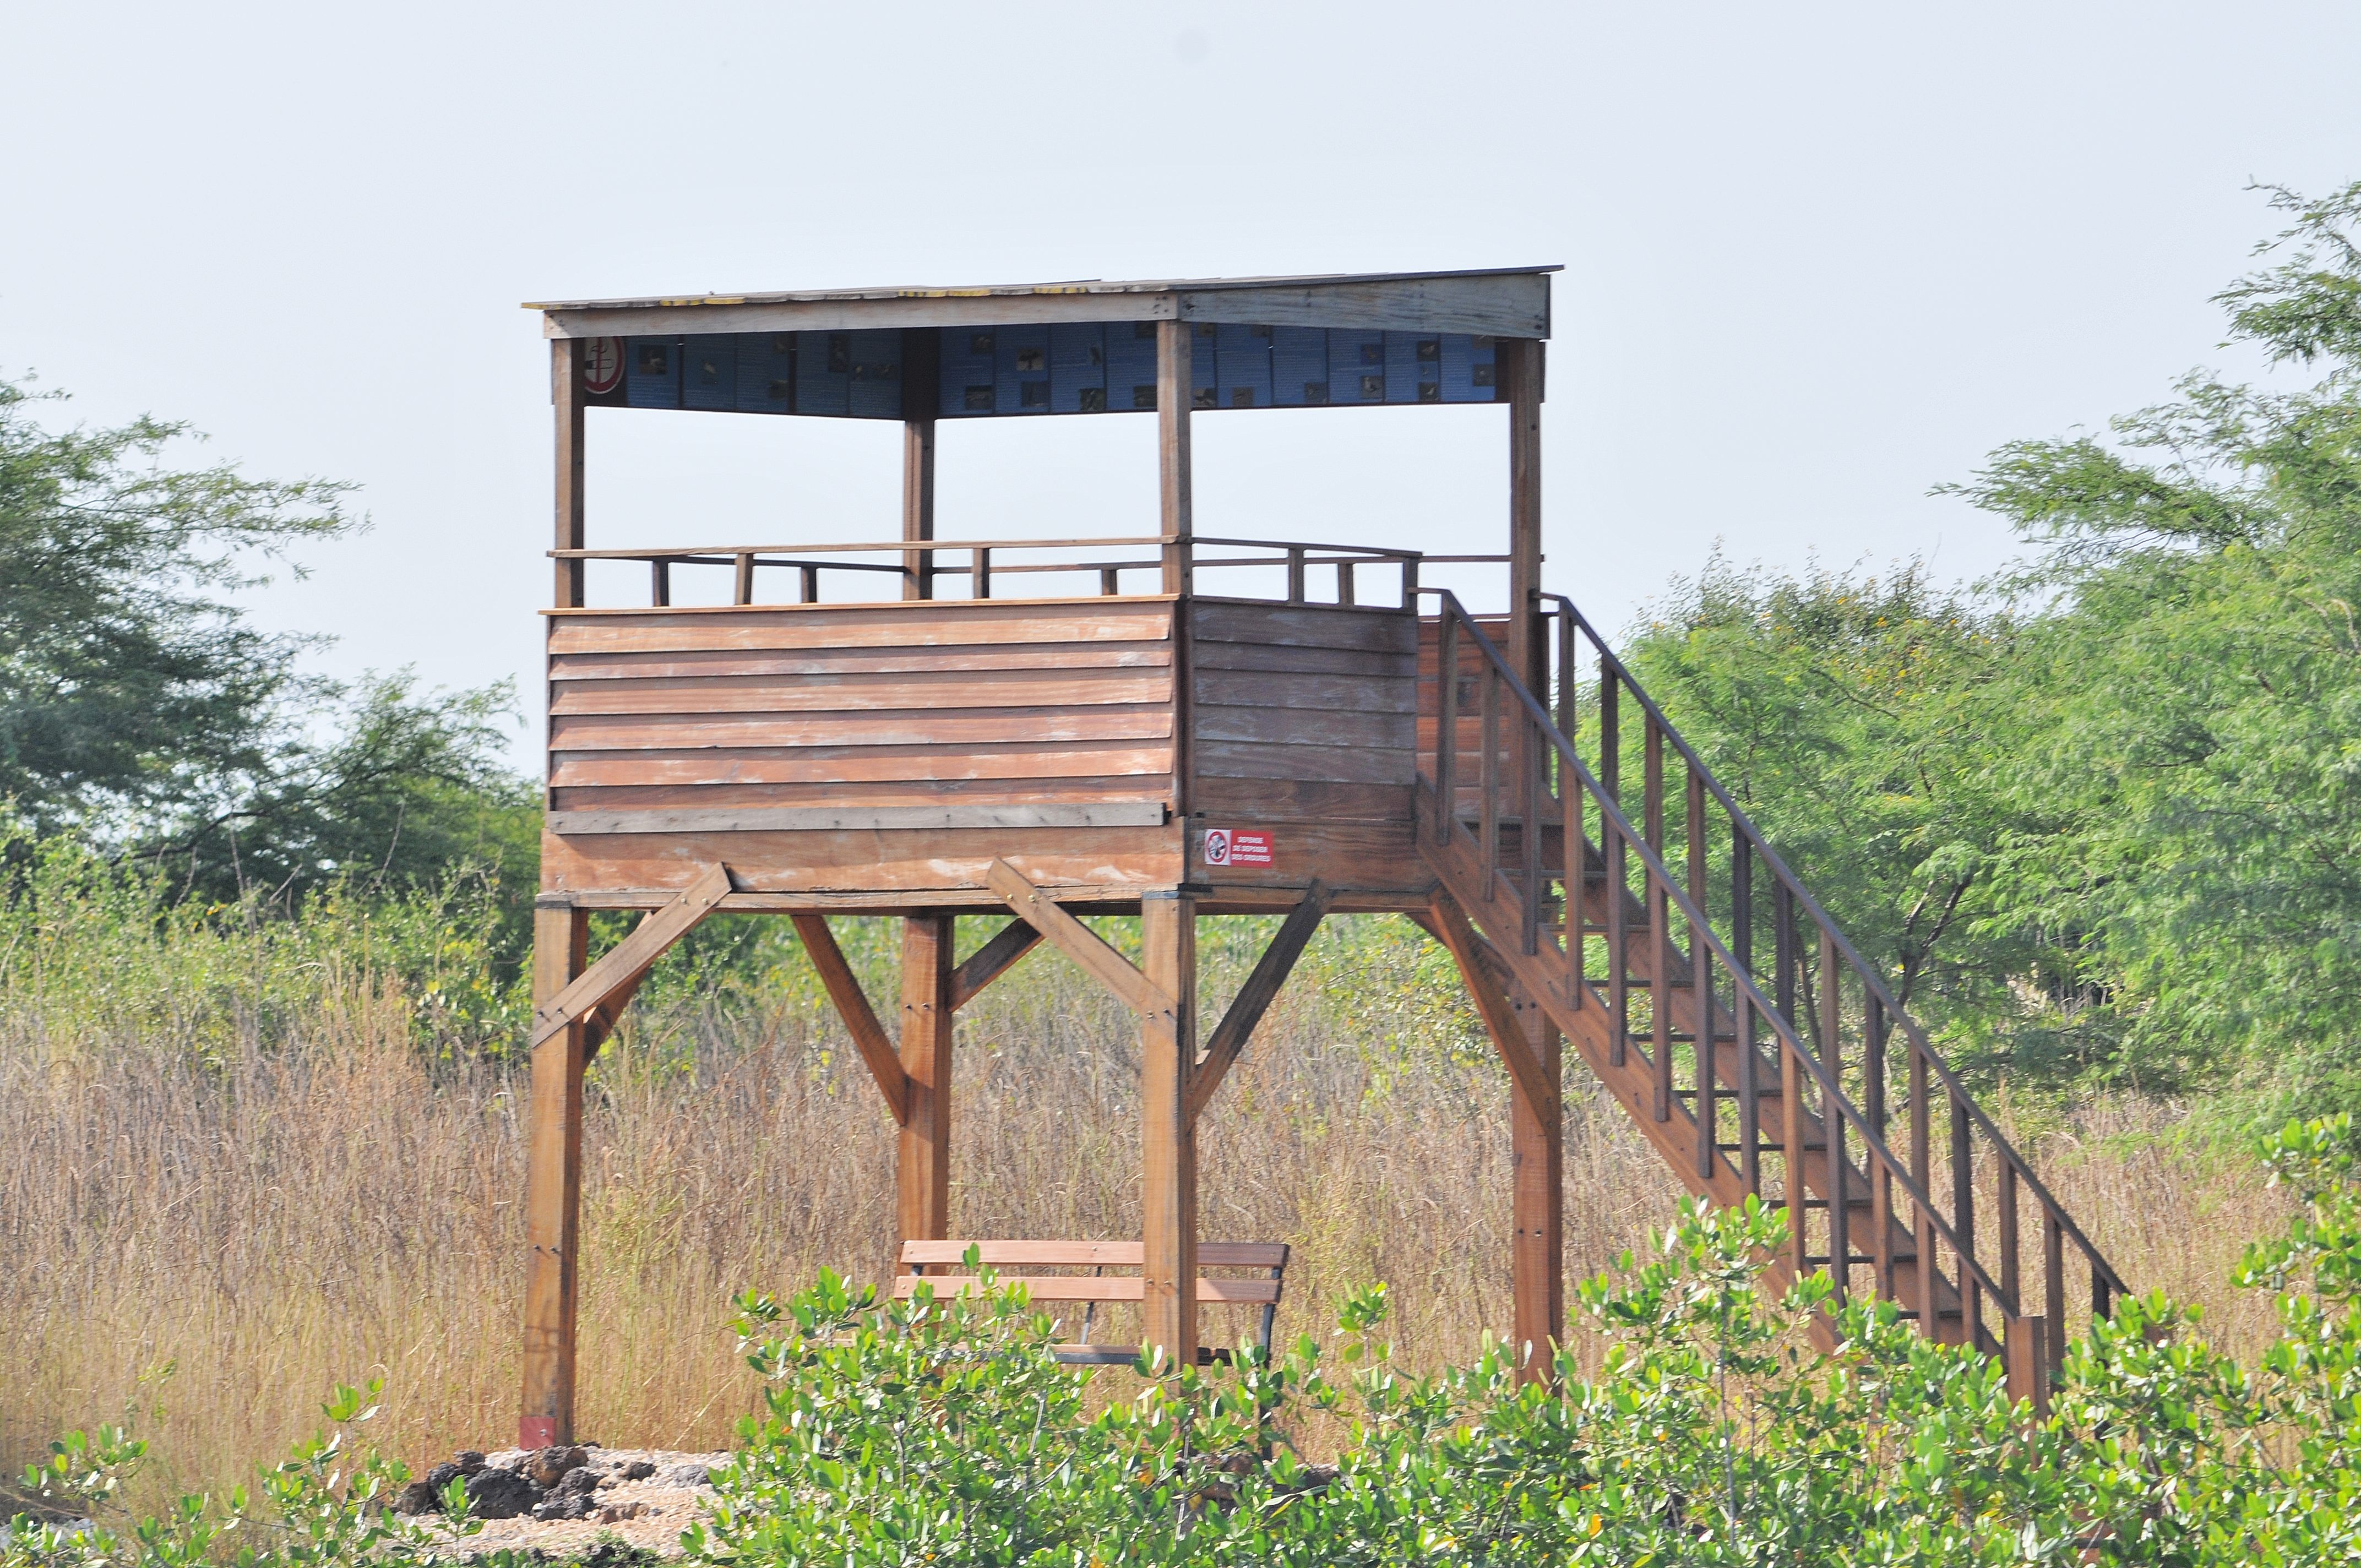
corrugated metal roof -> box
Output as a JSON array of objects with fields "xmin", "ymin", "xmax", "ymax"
[{"xmin": 523, "ymin": 265, "xmax": 1561, "ymax": 314}]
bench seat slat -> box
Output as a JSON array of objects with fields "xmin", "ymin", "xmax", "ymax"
[
  {"xmin": 890, "ymin": 1274, "xmax": 1281, "ymax": 1304},
  {"xmin": 897, "ymin": 1239, "xmax": 1288, "ymax": 1269}
]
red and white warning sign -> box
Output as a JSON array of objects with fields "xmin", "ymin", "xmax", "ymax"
[
  {"xmin": 1203, "ymin": 827, "xmax": 1274, "ymax": 867},
  {"xmin": 581, "ymin": 336, "xmax": 626, "ymax": 396}
]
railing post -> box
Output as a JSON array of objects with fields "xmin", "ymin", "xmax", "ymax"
[
  {"xmin": 798, "ymin": 563, "xmax": 818, "ymax": 604},
  {"xmin": 1607, "ymin": 817, "xmax": 1629, "ymax": 1068},
  {"xmin": 1822, "ymin": 927, "xmax": 1847, "ymax": 1305},
  {"xmin": 1287, "ymin": 547, "xmax": 1305, "ymax": 604},
  {"xmin": 1733, "ymin": 832, "xmax": 1759, "ymax": 1194},
  {"xmin": 1336, "ymin": 558, "xmax": 1355, "ymax": 607},
  {"xmin": 2006, "ymin": 1312, "xmax": 2049, "ymax": 1413},
  {"xmin": 1521, "ymin": 714, "xmax": 1543, "ymax": 956},
  {"xmin": 2043, "ymin": 1206, "xmax": 2066, "ymax": 1378},
  {"xmin": 650, "ymin": 558, "xmax": 671, "ymax": 607},
  {"xmin": 1913, "ymin": 1043, "xmax": 1938, "ymax": 1341},
  {"xmin": 734, "ymin": 552, "xmax": 755, "ymax": 606},
  {"xmin": 1953, "ymin": 1095, "xmax": 1978, "ymax": 1347},
  {"xmin": 1688, "ymin": 767, "xmax": 1712, "ymax": 1180},
  {"xmin": 1479, "ymin": 666, "xmax": 1501, "ymax": 895},
  {"xmin": 1101, "ymin": 567, "xmax": 1120, "ymax": 596},
  {"xmin": 1868, "ymin": 994, "xmax": 1893, "ymax": 1300},
  {"xmin": 975, "ymin": 546, "xmax": 992, "ymax": 600},
  {"xmin": 1434, "ymin": 611, "xmax": 1459, "ymax": 842}
]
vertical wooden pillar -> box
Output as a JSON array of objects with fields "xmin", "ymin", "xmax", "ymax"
[
  {"xmin": 1501, "ymin": 337, "xmax": 1544, "ymax": 688},
  {"xmin": 520, "ymin": 906, "xmax": 589, "ymax": 1448},
  {"xmin": 1155, "ymin": 318, "xmax": 1194, "ymax": 596},
  {"xmin": 902, "ymin": 424, "xmax": 936, "ymax": 601},
  {"xmin": 898, "ymin": 915, "xmax": 955, "ymax": 1243},
  {"xmin": 553, "ymin": 339, "xmax": 586, "ymax": 611},
  {"xmin": 1510, "ymin": 982, "xmax": 1564, "ymax": 1382},
  {"xmin": 1140, "ymin": 891, "xmax": 1199, "ymax": 1369}
]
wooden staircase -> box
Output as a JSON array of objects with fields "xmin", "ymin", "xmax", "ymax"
[{"xmin": 1415, "ymin": 591, "xmax": 2126, "ymax": 1405}]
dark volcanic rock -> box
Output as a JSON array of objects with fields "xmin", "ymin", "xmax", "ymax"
[
  {"xmin": 532, "ymin": 1489, "xmax": 595, "ymax": 1522},
  {"xmin": 463, "ymin": 1467, "xmax": 542, "ymax": 1520},
  {"xmin": 423, "ymin": 1462, "xmax": 463, "ymax": 1490},
  {"xmin": 654, "ymin": 1462, "xmax": 709, "ymax": 1487},
  {"xmin": 618, "ymin": 1460, "xmax": 656, "ymax": 1482},
  {"xmin": 392, "ymin": 1480, "xmax": 441, "ymax": 1516},
  {"xmin": 523, "ymin": 1445, "xmax": 589, "ymax": 1489},
  {"xmin": 553, "ymin": 1466, "xmax": 602, "ymax": 1497},
  {"xmin": 454, "ymin": 1451, "xmax": 488, "ymax": 1475}
]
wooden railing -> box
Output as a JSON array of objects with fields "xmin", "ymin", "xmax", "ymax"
[
  {"xmin": 1421, "ymin": 589, "xmax": 2127, "ymax": 1402},
  {"xmin": 549, "ymin": 535, "xmax": 1472, "ymax": 609}
]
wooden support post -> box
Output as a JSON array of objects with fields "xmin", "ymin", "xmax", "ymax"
[
  {"xmin": 1502, "ymin": 337, "xmax": 1545, "ymax": 692},
  {"xmin": 1139, "ymin": 891, "xmax": 1198, "ymax": 1370},
  {"xmin": 899, "ymin": 915, "xmax": 956, "ymax": 1245},
  {"xmin": 1156, "ymin": 319, "xmax": 1193, "ymax": 596},
  {"xmin": 520, "ymin": 907, "xmax": 588, "ymax": 1449},
  {"xmin": 553, "ymin": 339, "xmax": 586, "ymax": 611},
  {"xmin": 1510, "ymin": 982, "xmax": 1564, "ymax": 1384},
  {"xmin": 903, "ymin": 330, "xmax": 938, "ymax": 601}
]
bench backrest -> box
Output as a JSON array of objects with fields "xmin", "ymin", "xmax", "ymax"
[{"xmin": 892, "ymin": 1239, "xmax": 1288, "ymax": 1304}]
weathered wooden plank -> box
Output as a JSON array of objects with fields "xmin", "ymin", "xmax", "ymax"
[
  {"xmin": 550, "ymin": 666, "xmax": 1172, "ymax": 716},
  {"xmin": 553, "ymin": 777, "xmax": 1169, "ymax": 813},
  {"xmin": 548, "ymin": 601, "xmax": 1175, "ymax": 655},
  {"xmin": 1184, "ymin": 776, "xmax": 1413, "ymax": 823},
  {"xmin": 549, "ymin": 706, "xmax": 1176, "ymax": 753},
  {"xmin": 1187, "ymin": 881, "xmax": 1331, "ymax": 1124},
  {"xmin": 542, "ymin": 829, "xmax": 1185, "ymax": 898},
  {"xmin": 529, "ymin": 864, "xmax": 735, "ymax": 1047},
  {"xmin": 789, "ymin": 913, "xmax": 910, "ymax": 1126},
  {"xmin": 1192, "ymin": 739, "xmax": 1415, "ymax": 785},
  {"xmin": 986, "ymin": 858, "xmax": 1176, "ymax": 1017},
  {"xmin": 543, "ymin": 291, "xmax": 1186, "ymax": 341},
  {"xmin": 1190, "ymin": 600, "xmax": 1419, "ymax": 654},
  {"xmin": 1188, "ymin": 640, "xmax": 1421, "ymax": 678},
  {"xmin": 891, "ymin": 1274, "xmax": 1277, "ymax": 1304},
  {"xmin": 1192, "ymin": 704, "xmax": 1417, "ymax": 750},
  {"xmin": 899, "ymin": 1240, "xmax": 1288, "ymax": 1268},
  {"xmin": 1192, "ymin": 669, "xmax": 1418, "ymax": 713},
  {"xmin": 548, "ymin": 643, "xmax": 1174, "ymax": 682},
  {"xmin": 950, "ymin": 918, "xmax": 1041, "ymax": 1010},
  {"xmin": 550, "ymin": 802, "xmax": 1167, "ymax": 836},
  {"xmin": 551, "ymin": 741, "xmax": 1171, "ymax": 789}
]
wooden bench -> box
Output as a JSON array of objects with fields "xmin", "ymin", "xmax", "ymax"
[{"xmin": 894, "ymin": 1240, "xmax": 1290, "ymax": 1365}]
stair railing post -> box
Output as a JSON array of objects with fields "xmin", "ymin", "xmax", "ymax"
[
  {"xmin": 1645, "ymin": 715, "xmax": 1668, "ymax": 1120},
  {"xmin": 1952, "ymin": 1094, "xmax": 1978, "ymax": 1348},
  {"xmin": 1733, "ymin": 830, "xmax": 1759, "ymax": 1195},
  {"xmin": 1434, "ymin": 611, "xmax": 1460, "ymax": 844},
  {"xmin": 1522, "ymin": 712, "xmax": 1544, "ymax": 955},
  {"xmin": 1868, "ymin": 993, "xmax": 1894, "ymax": 1301},
  {"xmin": 2042, "ymin": 1206, "xmax": 2066, "ymax": 1378},
  {"xmin": 1608, "ymin": 814, "xmax": 1629, "ymax": 1068},
  {"xmin": 1912, "ymin": 1042, "xmax": 1938, "ymax": 1341},
  {"xmin": 1775, "ymin": 882, "xmax": 1806, "ymax": 1283},
  {"xmin": 1999, "ymin": 1160, "xmax": 2022, "ymax": 1343},
  {"xmin": 1479, "ymin": 664, "xmax": 1501, "ymax": 895},
  {"xmin": 1822, "ymin": 927, "xmax": 1847, "ymax": 1305},
  {"xmin": 1687, "ymin": 766, "xmax": 1713, "ymax": 1180}
]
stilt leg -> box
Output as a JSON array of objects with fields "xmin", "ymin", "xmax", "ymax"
[
  {"xmin": 899, "ymin": 914, "xmax": 955, "ymax": 1244},
  {"xmin": 1140, "ymin": 892, "xmax": 1199, "ymax": 1370},
  {"xmin": 1510, "ymin": 984, "xmax": 1564, "ymax": 1384},
  {"xmin": 521, "ymin": 907, "xmax": 589, "ymax": 1448}
]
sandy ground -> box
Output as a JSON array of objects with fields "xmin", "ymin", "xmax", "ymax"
[{"xmin": 420, "ymin": 1447, "xmax": 730, "ymax": 1560}]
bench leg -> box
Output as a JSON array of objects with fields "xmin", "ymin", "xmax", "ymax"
[
  {"xmin": 1140, "ymin": 891, "xmax": 1199, "ymax": 1371},
  {"xmin": 899, "ymin": 915, "xmax": 955, "ymax": 1245}
]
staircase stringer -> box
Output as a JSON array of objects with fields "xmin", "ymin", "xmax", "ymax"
[{"xmin": 1417, "ymin": 798, "xmax": 1966, "ymax": 1346}]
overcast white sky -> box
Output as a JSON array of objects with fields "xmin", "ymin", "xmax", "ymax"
[{"xmin": 6, "ymin": 2, "xmax": 2358, "ymax": 771}]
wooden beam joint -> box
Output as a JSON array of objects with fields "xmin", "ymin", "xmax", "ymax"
[{"xmin": 983, "ymin": 859, "xmax": 1177, "ymax": 1021}]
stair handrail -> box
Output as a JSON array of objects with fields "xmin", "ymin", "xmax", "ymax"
[
  {"xmin": 1423, "ymin": 590, "xmax": 2026, "ymax": 1322},
  {"xmin": 1536, "ymin": 592, "xmax": 2131, "ymax": 1307}
]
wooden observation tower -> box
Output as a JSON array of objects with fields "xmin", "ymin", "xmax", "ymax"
[{"xmin": 514, "ymin": 269, "xmax": 2126, "ymax": 1447}]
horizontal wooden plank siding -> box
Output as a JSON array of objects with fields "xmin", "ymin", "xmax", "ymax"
[
  {"xmin": 1188, "ymin": 598, "xmax": 1419, "ymax": 817},
  {"xmin": 547, "ymin": 601, "xmax": 1178, "ymax": 842}
]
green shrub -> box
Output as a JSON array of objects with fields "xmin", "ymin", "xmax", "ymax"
[{"xmin": 15, "ymin": 1118, "xmax": 2361, "ymax": 1565}]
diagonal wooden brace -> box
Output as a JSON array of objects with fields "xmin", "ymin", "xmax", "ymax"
[
  {"xmin": 529, "ymin": 863, "xmax": 734, "ymax": 1049},
  {"xmin": 1424, "ymin": 887, "xmax": 1557, "ymax": 1121},
  {"xmin": 790, "ymin": 912, "xmax": 910, "ymax": 1125},
  {"xmin": 983, "ymin": 859, "xmax": 1177, "ymax": 1020},
  {"xmin": 1186, "ymin": 880, "xmax": 1331, "ymax": 1125},
  {"xmin": 950, "ymin": 917, "xmax": 1042, "ymax": 1010}
]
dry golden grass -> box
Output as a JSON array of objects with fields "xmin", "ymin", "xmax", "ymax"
[{"xmin": 0, "ymin": 913, "xmax": 2290, "ymax": 1512}]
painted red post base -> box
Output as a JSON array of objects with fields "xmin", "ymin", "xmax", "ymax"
[{"xmin": 519, "ymin": 1415, "xmax": 559, "ymax": 1449}]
